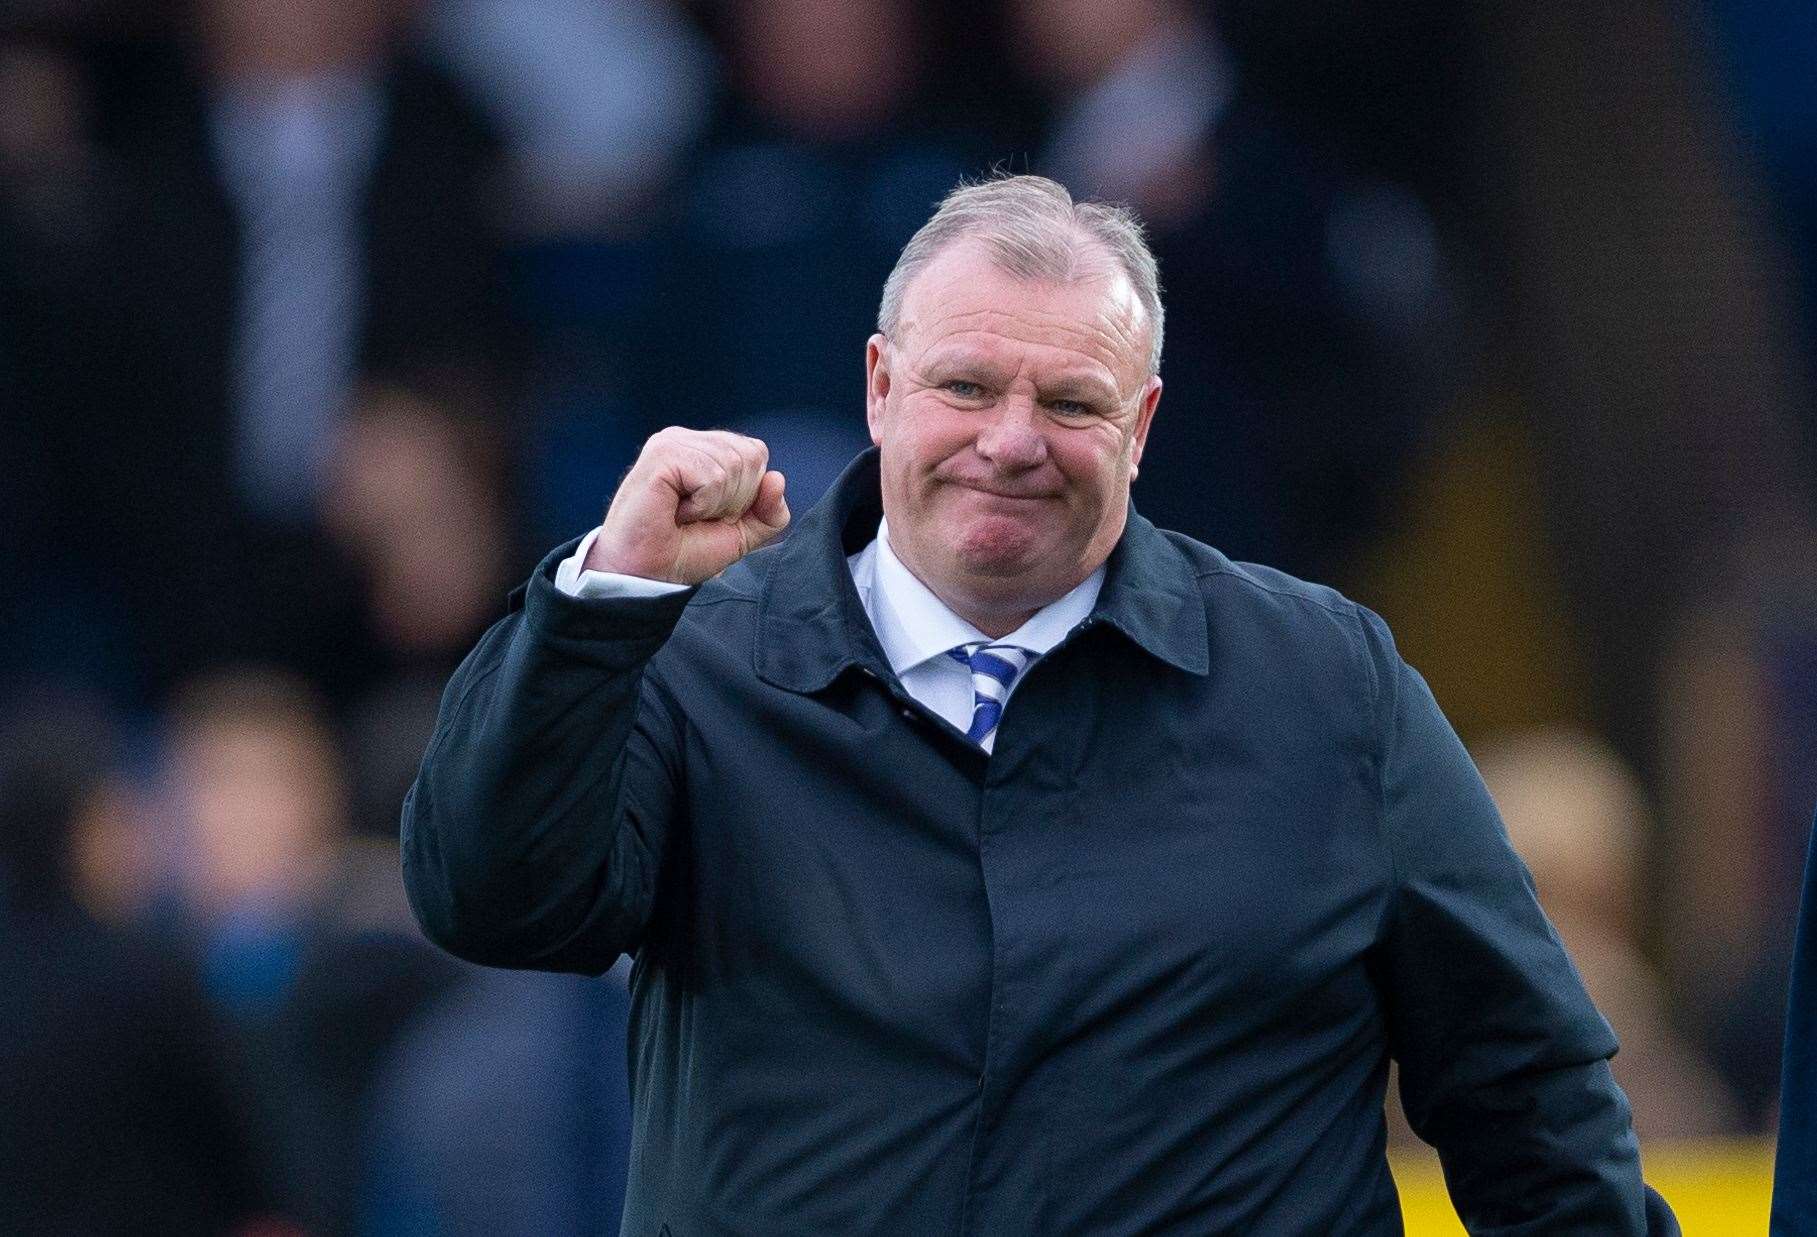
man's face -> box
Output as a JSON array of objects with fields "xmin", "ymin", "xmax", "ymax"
[{"xmin": 865, "ymin": 240, "xmax": 1162, "ymax": 628}]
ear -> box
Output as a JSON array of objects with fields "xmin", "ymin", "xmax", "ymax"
[
  {"xmin": 865, "ymin": 334, "xmax": 891, "ymax": 447},
  {"xmin": 1128, "ymin": 375, "xmax": 1163, "ymax": 478}
]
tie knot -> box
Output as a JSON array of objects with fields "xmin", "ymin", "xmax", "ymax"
[
  {"xmin": 948, "ymin": 644, "xmax": 1031, "ymax": 747},
  {"xmin": 948, "ymin": 643, "xmax": 1030, "ymax": 686}
]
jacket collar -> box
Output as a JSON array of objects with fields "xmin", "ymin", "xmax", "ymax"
[
  {"xmin": 1094, "ymin": 505, "xmax": 1212, "ymax": 677},
  {"xmin": 754, "ymin": 451, "xmax": 894, "ymax": 694},
  {"xmin": 755, "ymin": 448, "xmax": 1210, "ymax": 693}
]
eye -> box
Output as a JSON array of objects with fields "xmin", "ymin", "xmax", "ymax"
[
  {"xmin": 1048, "ymin": 399, "xmax": 1095, "ymax": 418},
  {"xmin": 943, "ymin": 380, "xmax": 986, "ymax": 399}
]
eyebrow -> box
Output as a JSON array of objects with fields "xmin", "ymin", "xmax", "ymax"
[
  {"xmin": 920, "ymin": 349, "xmax": 1009, "ymax": 380},
  {"xmin": 1037, "ymin": 375, "xmax": 1119, "ymax": 404}
]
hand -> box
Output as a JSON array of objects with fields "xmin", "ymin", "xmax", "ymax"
[{"xmin": 584, "ymin": 428, "xmax": 790, "ymax": 585}]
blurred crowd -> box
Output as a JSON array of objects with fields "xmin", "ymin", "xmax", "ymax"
[{"xmin": 1, "ymin": 0, "xmax": 1814, "ymax": 1232}]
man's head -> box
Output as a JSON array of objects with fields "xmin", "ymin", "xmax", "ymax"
[
  {"xmin": 166, "ymin": 667, "xmax": 347, "ymax": 915},
  {"xmin": 866, "ymin": 175, "xmax": 1164, "ymax": 635}
]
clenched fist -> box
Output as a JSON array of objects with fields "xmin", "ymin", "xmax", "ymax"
[{"xmin": 584, "ymin": 428, "xmax": 790, "ymax": 585}]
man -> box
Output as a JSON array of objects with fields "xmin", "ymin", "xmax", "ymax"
[
  {"xmin": 0, "ymin": 698, "xmax": 280, "ymax": 1233},
  {"xmin": 404, "ymin": 175, "xmax": 1676, "ymax": 1232},
  {"xmin": 62, "ymin": 0, "xmax": 511, "ymax": 706}
]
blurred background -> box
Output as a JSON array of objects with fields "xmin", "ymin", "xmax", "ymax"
[{"xmin": 0, "ymin": 0, "xmax": 1811, "ymax": 1230}]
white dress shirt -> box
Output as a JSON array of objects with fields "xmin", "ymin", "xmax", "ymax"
[{"xmin": 554, "ymin": 519, "xmax": 1104, "ymax": 753}]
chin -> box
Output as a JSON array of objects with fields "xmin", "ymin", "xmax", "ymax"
[
  {"xmin": 952, "ymin": 521, "xmax": 1047, "ymax": 578},
  {"xmin": 955, "ymin": 552, "xmax": 1035, "ymax": 580}
]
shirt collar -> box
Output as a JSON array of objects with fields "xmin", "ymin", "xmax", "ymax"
[{"xmin": 864, "ymin": 518, "xmax": 1104, "ymax": 678}]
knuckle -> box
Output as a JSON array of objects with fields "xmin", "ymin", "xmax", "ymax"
[
  {"xmin": 643, "ymin": 428, "xmax": 687, "ymax": 465},
  {"xmin": 697, "ymin": 461, "xmax": 731, "ymax": 503}
]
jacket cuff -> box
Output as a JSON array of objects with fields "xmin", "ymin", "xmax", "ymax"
[{"xmin": 518, "ymin": 537, "xmax": 699, "ymax": 645}]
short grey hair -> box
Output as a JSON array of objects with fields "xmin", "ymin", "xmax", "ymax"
[{"xmin": 877, "ymin": 174, "xmax": 1164, "ymax": 375}]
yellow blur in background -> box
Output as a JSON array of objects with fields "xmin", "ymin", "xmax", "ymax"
[{"xmin": 1392, "ymin": 1140, "xmax": 1775, "ymax": 1233}]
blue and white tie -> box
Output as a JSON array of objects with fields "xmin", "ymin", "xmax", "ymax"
[{"xmin": 948, "ymin": 644, "xmax": 1032, "ymax": 750}]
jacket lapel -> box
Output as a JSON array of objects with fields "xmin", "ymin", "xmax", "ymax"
[
  {"xmin": 755, "ymin": 451, "xmax": 894, "ymax": 694},
  {"xmin": 1089, "ymin": 508, "xmax": 1212, "ymax": 676}
]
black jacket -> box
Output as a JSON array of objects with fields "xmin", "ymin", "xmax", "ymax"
[{"xmin": 404, "ymin": 450, "xmax": 1675, "ymax": 1234}]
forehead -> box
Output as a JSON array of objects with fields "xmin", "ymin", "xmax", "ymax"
[{"xmin": 895, "ymin": 241, "xmax": 1149, "ymax": 383}]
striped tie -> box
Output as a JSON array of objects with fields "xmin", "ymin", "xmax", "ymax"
[{"xmin": 948, "ymin": 644, "xmax": 1032, "ymax": 749}]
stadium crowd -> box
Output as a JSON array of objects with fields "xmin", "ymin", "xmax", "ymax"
[{"xmin": 2, "ymin": 0, "xmax": 1814, "ymax": 1231}]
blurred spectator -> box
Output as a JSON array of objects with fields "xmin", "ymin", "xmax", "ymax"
[
  {"xmin": 420, "ymin": 0, "xmax": 719, "ymax": 552},
  {"xmin": 0, "ymin": 24, "xmax": 135, "ymax": 699},
  {"xmin": 1477, "ymin": 727, "xmax": 1741, "ymax": 1138},
  {"xmin": 53, "ymin": 0, "xmax": 514, "ymax": 705},
  {"xmin": 1009, "ymin": 0, "xmax": 1449, "ymax": 582},
  {"xmin": 415, "ymin": 0, "xmax": 711, "ymax": 550},
  {"xmin": 322, "ymin": 379, "xmax": 516, "ymax": 687},
  {"xmin": 362, "ymin": 965, "xmax": 635, "ymax": 1237},
  {"xmin": 1461, "ymin": 0, "xmax": 1813, "ymax": 774},
  {"xmin": 162, "ymin": 667, "xmax": 462, "ymax": 1234},
  {"xmin": 165, "ymin": 669, "xmax": 348, "ymax": 935},
  {"xmin": 1657, "ymin": 529, "xmax": 1817, "ymax": 1128},
  {"xmin": 0, "ymin": 691, "xmax": 282, "ymax": 1235},
  {"xmin": 0, "ymin": 30, "xmax": 110, "ymax": 236},
  {"xmin": 420, "ymin": 0, "xmax": 712, "ymax": 238},
  {"xmin": 1013, "ymin": 0, "xmax": 1228, "ymax": 227},
  {"xmin": 643, "ymin": 0, "xmax": 992, "ymax": 508}
]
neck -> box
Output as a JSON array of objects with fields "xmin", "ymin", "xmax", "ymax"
[
  {"xmin": 877, "ymin": 518, "xmax": 1068, "ymax": 638},
  {"xmin": 902, "ymin": 556, "xmax": 1070, "ymax": 640},
  {"xmin": 951, "ymin": 599, "xmax": 1041, "ymax": 641}
]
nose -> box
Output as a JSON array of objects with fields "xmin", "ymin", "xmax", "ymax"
[{"xmin": 974, "ymin": 397, "xmax": 1048, "ymax": 472}]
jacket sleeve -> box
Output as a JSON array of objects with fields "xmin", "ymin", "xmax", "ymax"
[
  {"xmin": 1360, "ymin": 609, "xmax": 1678, "ymax": 1234},
  {"xmin": 401, "ymin": 541, "xmax": 695, "ymax": 975}
]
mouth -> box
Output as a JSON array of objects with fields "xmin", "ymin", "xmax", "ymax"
[{"xmin": 951, "ymin": 481, "xmax": 1056, "ymax": 502}]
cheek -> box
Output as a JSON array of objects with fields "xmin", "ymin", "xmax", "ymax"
[
  {"xmin": 891, "ymin": 400, "xmax": 973, "ymax": 465},
  {"xmin": 1053, "ymin": 433, "xmax": 1130, "ymax": 496},
  {"xmin": 876, "ymin": 414, "xmax": 943, "ymax": 506}
]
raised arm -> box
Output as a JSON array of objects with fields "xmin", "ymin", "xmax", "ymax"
[{"xmin": 401, "ymin": 429, "xmax": 788, "ymax": 974}]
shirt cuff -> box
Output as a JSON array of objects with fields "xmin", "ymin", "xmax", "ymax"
[{"xmin": 554, "ymin": 527, "xmax": 693, "ymax": 600}]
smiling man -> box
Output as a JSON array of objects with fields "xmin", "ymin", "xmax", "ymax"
[
  {"xmin": 403, "ymin": 175, "xmax": 1676, "ymax": 1233},
  {"xmin": 864, "ymin": 231, "xmax": 1161, "ymax": 636}
]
